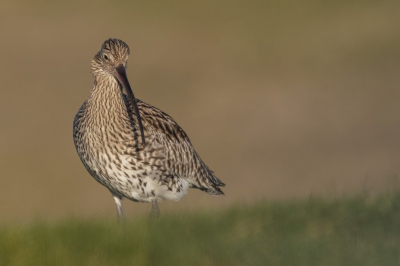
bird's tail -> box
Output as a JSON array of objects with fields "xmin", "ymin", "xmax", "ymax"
[
  {"xmin": 199, "ymin": 164, "xmax": 225, "ymax": 196},
  {"xmin": 189, "ymin": 149, "xmax": 225, "ymax": 195}
]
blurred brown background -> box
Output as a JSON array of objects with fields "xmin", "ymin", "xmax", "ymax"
[{"xmin": 0, "ymin": 0, "xmax": 399, "ymax": 222}]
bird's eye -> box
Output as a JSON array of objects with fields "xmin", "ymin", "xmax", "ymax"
[{"xmin": 103, "ymin": 54, "xmax": 109, "ymax": 60}]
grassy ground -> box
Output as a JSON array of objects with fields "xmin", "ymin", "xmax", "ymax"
[{"xmin": 1, "ymin": 194, "xmax": 399, "ymax": 266}]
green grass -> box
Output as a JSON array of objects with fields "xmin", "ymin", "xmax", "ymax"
[{"xmin": 1, "ymin": 195, "xmax": 400, "ymax": 266}]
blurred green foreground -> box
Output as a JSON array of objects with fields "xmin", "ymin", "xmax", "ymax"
[{"xmin": 1, "ymin": 195, "xmax": 399, "ymax": 266}]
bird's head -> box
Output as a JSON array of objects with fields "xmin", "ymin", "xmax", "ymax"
[{"xmin": 91, "ymin": 38, "xmax": 130, "ymax": 76}]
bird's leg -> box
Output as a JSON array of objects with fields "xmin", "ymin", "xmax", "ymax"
[
  {"xmin": 112, "ymin": 193, "xmax": 125, "ymax": 221},
  {"xmin": 150, "ymin": 200, "xmax": 160, "ymax": 218}
]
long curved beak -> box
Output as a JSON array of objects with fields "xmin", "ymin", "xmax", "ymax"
[{"xmin": 114, "ymin": 64, "xmax": 146, "ymax": 146}]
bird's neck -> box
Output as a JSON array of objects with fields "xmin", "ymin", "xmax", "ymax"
[{"xmin": 86, "ymin": 74, "xmax": 129, "ymax": 121}]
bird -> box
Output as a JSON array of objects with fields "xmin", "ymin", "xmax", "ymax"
[{"xmin": 73, "ymin": 38, "xmax": 225, "ymax": 220}]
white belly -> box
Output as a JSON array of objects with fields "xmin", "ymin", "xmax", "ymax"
[{"xmin": 84, "ymin": 152, "xmax": 190, "ymax": 203}]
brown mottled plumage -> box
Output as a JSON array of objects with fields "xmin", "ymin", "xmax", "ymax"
[{"xmin": 73, "ymin": 39, "xmax": 224, "ymax": 219}]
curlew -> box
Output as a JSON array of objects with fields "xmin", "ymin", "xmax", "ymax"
[{"xmin": 73, "ymin": 39, "xmax": 225, "ymax": 219}]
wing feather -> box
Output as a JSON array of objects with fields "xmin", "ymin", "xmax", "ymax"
[{"xmin": 123, "ymin": 96, "xmax": 224, "ymax": 195}]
